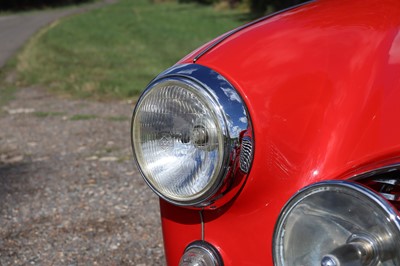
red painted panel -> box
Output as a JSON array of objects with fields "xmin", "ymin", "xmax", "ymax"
[{"xmin": 163, "ymin": 0, "xmax": 400, "ymax": 264}]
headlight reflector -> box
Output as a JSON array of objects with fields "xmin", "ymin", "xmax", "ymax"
[
  {"xmin": 132, "ymin": 78, "xmax": 224, "ymax": 203},
  {"xmin": 273, "ymin": 181, "xmax": 400, "ymax": 266},
  {"xmin": 131, "ymin": 64, "xmax": 253, "ymax": 207}
]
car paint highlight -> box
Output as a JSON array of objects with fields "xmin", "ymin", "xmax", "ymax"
[{"xmin": 138, "ymin": 0, "xmax": 400, "ymax": 264}]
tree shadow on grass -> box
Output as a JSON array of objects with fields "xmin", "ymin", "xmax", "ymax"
[{"xmin": 0, "ymin": 0, "xmax": 95, "ymax": 12}]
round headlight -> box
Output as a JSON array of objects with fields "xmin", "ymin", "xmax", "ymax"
[
  {"xmin": 273, "ymin": 181, "xmax": 400, "ymax": 266},
  {"xmin": 131, "ymin": 64, "xmax": 253, "ymax": 207}
]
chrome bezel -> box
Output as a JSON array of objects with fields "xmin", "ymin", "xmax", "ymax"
[
  {"xmin": 273, "ymin": 180, "xmax": 400, "ymax": 265},
  {"xmin": 180, "ymin": 240, "xmax": 223, "ymax": 266},
  {"xmin": 131, "ymin": 64, "xmax": 254, "ymax": 208}
]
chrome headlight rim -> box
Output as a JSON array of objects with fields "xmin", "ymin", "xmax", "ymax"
[
  {"xmin": 131, "ymin": 64, "xmax": 254, "ymax": 208},
  {"xmin": 273, "ymin": 180, "xmax": 400, "ymax": 266},
  {"xmin": 179, "ymin": 240, "xmax": 223, "ymax": 266}
]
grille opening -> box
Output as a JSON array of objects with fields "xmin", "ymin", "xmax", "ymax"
[
  {"xmin": 239, "ymin": 137, "xmax": 253, "ymax": 173},
  {"xmin": 357, "ymin": 168, "xmax": 400, "ymax": 211}
]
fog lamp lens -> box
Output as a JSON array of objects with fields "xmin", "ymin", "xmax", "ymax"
[
  {"xmin": 179, "ymin": 241, "xmax": 222, "ymax": 266},
  {"xmin": 273, "ymin": 181, "xmax": 400, "ymax": 266}
]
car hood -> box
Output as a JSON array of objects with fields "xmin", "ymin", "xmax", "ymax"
[{"xmin": 179, "ymin": 0, "xmax": 400, "ymax": 187}]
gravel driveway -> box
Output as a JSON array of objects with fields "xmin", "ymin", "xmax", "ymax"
[{"xmin": 0, "ymin": 87, "xmax": 164, "ymax": 265}]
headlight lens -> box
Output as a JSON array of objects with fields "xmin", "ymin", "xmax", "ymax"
[
  {"xmin": 273, "ymin": 181, "xmax": 400, "ymax": 266},
  {"xmin": 133, "ymin": 78, "xmax": 224, "ymax": 203},
  {"xmin": 131, "ymin": 64, "xmax": 253, "ymax": 207}
]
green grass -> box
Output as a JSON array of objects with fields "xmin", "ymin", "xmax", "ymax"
[
  {"xmin": 0, "ymin": 86, "xmax": 17, "ymax": 111},
  {"xmin": 70, "ymin": 114, "xmax": 97, "ymax": 120},
  {"xmin": 15, "ymin": 0, "xmax": 247, "ymax": 99},
  {"xmin": 106, "ymin": 115, "xmax": 130, "ymax": 122},
  {"xmin": 33, "ymin": 111, "xmax": 65, "ymax": 117},
  {"xmin": 0, "ymin": 58, "xmax": 19, "ymax": 111}
]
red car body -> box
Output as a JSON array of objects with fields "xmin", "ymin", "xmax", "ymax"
[{"xmin": 133, "ymin": 0, "xmax": 400, "ymax": 265}]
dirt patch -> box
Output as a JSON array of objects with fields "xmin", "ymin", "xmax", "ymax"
[{"xmin": 0, "ymin": 87, "xmax": 164, "ymax": 265}]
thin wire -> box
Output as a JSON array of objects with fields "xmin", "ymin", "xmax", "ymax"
[{"xmin": 199, "ymin": 209, "xmax": 205, "ymax": 241}]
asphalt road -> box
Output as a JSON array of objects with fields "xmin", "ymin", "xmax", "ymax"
[
  {"xmin": 0, "ymin": 0, "xmax": 113, "ymax": 68},
  {"xmin": 0, "ymin": 87, "xmax": 164, "ymax": 265},
  {"xmin": 0, "ymin": 1, "xmax": 165, "ymax": 264}
]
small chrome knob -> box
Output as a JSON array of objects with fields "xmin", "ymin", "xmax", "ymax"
[{"xmin": 321, "ymin": 255, "xmax": 338, "ymax": 266}]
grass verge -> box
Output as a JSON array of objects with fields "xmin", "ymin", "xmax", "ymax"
[
  {"xmin": 70, "ymin": 114, "xmax": 97, "ymax": 120},
  {"xmin": 14, "ymin": 0, "xmax": 247, "ymax": 99},
  {"xmin": 0, "ymin": 58, "xmax": 19, "ymax": 111},
  {"xmin": 0, "ymin": 86, "xmax": 17, "ymax": 110}
]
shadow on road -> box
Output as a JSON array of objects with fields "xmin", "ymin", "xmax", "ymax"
[{"xmin": 0, "ymin": 161, "xmax": 42, "ymax": 210}]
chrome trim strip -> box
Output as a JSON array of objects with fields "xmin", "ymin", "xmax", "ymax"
[
  {"xmin": 381, "ymin": 192, "xmax": 400, "ymax": 202},
  {"xmin": 375, "ymin": 179, "xmax": 399, "ymax": 186},
  {"xmin": 349, "ymin": 163, "xmax": 400, "ymax": 181},
  {"xmin": 192, "ymin": 0, "xmax": 315, "ymax": 63}
]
